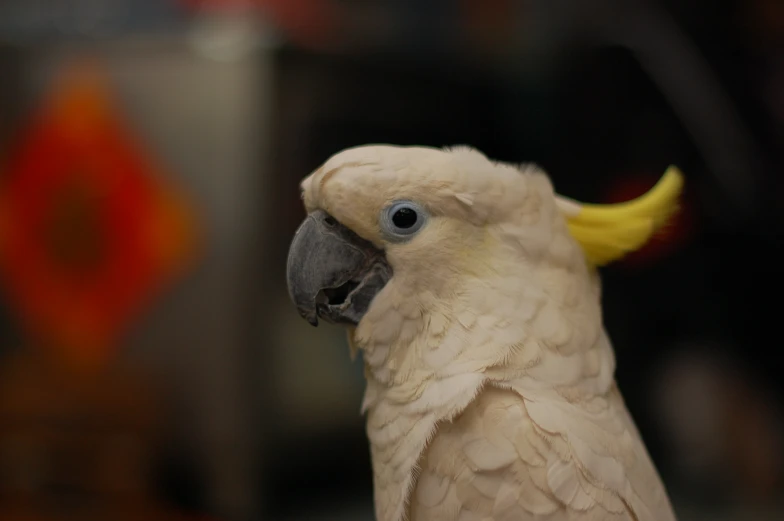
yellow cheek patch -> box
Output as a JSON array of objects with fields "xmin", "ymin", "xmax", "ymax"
[{"xmin": 556, "ymin": 166, "xmax": 685, "ymax": 266}]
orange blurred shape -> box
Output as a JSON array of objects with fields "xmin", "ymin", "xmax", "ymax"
[
  {"xmin": 602, "ymin": 172, "xmax": 696, "ymax": 268},
  {"xmin": 0, "ymin": 60, "xmax": 199, "ymax": 368}
]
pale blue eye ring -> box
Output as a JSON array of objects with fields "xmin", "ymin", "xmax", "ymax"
[{"xmin": 379, "ymin": 200, "xmax": 429, "ymax": 242}]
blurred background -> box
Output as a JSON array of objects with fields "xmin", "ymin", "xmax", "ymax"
[{"xmin": 0, "ymin": 0, "xmax": 782, "ymax": 520}]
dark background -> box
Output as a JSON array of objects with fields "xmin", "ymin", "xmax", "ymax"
[{"xmin": 0, "ymin": 1, "xmax": 781, "ymax": 520}]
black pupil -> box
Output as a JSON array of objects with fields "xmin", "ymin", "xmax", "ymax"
[{"xmin": 392, "ymin": 207, "xmax": 418, "ymax": 229}]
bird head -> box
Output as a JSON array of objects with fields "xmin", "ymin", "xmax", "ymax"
[{"xmin": 286, "ymin": 145, "xmax": 683, "ymax": 344}]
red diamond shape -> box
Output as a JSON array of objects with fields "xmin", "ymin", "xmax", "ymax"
[{"xmin": 0, "ymin": 64, "xmax": 197, "ymax": 364}]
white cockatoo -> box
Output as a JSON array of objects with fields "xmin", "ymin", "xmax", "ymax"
[{"xmin": 286, "ymin": 145, "xmax": 682, "ymax": 521}]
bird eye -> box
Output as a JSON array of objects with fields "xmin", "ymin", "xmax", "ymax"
[{"xmin": 380, "ymin": 200, "xmax": 428, "ymax": 241}]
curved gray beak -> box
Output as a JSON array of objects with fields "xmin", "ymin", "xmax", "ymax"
[{"xmin": 286, "ymin": 210, "xmax": 391, "ymax": 327}]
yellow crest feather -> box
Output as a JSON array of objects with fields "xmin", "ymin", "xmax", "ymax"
[{"xmin": 557, "ymin": 166, "xmax": 685, "ymax": 266}]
